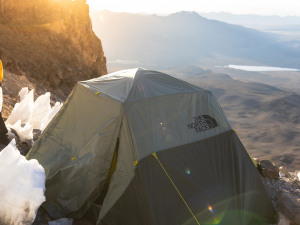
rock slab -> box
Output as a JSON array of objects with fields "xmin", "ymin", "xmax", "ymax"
[{"xmin": 277, "ymin": 189, "xmax": 300, "ymax": 224}]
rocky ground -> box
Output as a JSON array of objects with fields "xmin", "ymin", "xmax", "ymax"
[
  {"xmin": 256, "ymin": 159, "xmax": 300, "ymax": 225},
  {"xmin": 262, "ymin": 171, "xmax": 300, "ymax": 212}
]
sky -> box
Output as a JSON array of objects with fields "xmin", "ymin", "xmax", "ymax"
[{"xmin": 86, "ymin": 0, "xmax": 300, "ymax": 16}]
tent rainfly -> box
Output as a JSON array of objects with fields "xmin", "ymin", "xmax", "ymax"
[{"xmin": 27, "ymin": 68, "xmax": 276, "ymax": 225}]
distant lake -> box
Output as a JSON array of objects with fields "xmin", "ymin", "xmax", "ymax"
[{"xmin": 224, "ymin": 65, "xmax": 300, "ymax": 72}]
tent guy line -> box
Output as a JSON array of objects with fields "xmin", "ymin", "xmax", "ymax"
[
  {"xmin": 21, "ymin": 104, "xmax": 62, "ymax": 123},
  {"xmin": 151, "ymin": 152, "xmax": 201, "ymax": 225}
]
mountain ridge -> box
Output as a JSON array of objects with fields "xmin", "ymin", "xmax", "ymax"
[
  {"xmin": 92, "ymin": 10, "xmax": 300, "ymax": 70},
  {"xmin": 198, "ymin": 11, "xmax": 300, "ymax": 25}
]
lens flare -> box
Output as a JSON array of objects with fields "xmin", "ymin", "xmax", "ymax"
[
  {"xmin": 166, "ymin": 135, "xmax": 173, "ymax": 142},
  {"xmin": 185, "ymin": 167, "xmax": 191, "ymax": 174},
  {"xmin": 183, "ymin": 192, "xmax": 262, "ymax": 225}
]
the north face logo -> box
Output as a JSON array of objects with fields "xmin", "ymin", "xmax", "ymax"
[{"xmin": 187, "ymin": 115, "xmax": 218, "ymax": 133}]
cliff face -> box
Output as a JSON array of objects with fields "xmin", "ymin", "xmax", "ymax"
[{"xmin": 0, "ymin": 0, "xmax": 107, "ymax": 90}]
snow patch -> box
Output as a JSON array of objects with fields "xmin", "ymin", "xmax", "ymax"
[
  {"xmin": 0, "ymin": 139, "xmax": 46, "ymax": 225},
  {"xmin": 5, "ymin": 88, "xmax": 63, "ymax": 141},
  {"xmin": 178, "ymin": 11, "xmax": 197, "ymax": 15}
]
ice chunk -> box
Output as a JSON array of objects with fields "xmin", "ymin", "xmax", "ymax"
[
  {"xmin": 0, "ymin": 139, "xmax": 46, "ymax": 225},
  {"xmin": 7, "ymin": 128, "xmax": 17, "ymax": 141},
  {"xmin": 41, "ymin": 102, "xmax": 63, "ymax": 132},
  {"xmin": 18, "ymin": 87, "xmax": 29, "ymax": 102},
  {"xmin": 48, "ymin": 218, "xmax": 74, "ymax": 225},
  {"xmin": 13, "ymin": 103, "xmax": 20, "ymax": 111},
  {"xmin": 30, "ymin": 92, "xmax": 51, "ymax": 129},
  {"xmin": 279, "ymin": 166, "xmax": 286, "ymax": 177},
  {"xmin": 5, "ymin": 89, "xmax": 34, "ymax": 126},
  {"xmin": 10, "ymin": 120, "xmax": 33, "ymax": 142},
  {"xmin": 279, "ymin": 171, "xmax": 286, "ymax": 177}
]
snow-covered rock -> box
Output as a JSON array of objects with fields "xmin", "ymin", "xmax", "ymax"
[{"xmin": 0, "ymin": 139, "xmax": 46, "ymax": 225}]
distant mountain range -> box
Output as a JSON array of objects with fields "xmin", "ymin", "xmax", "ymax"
[
  {"xmin": 198, "ymin": 12, "xmax": 300, "ymax": 26},
  {"xmin": 91, "ymin": 10, "xmax": 300, "ymax": 69},
  {"xmin": 198, "ymin": 12, "xmax": 300, "ymax": 41}
]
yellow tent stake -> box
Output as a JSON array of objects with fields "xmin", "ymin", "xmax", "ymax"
[
  {"xmin": 233, "ymin": 129, "xmax": 300, "ymax": 187},
  {"xmin": 21, "ymin": 105, "xmax": 61, "ymax": 123},
  {"xmin": 151, "ymin": 153, "xmax": 201, "ymax": 225}
]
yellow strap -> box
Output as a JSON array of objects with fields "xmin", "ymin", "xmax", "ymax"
[
  {"xmin": 95, "ymin": 92, "xmax": 100, "ymax": 95},
  {"xmin": 233, "ymin": 129, "xmax": 300, "ymax": 187},
  {"xmin": 0, "ymin": 60, "xmax": 3, "ymax": 82},
  {"xmin": 152, "ymin": 153, "xmax": 201, "ymax": 225}
]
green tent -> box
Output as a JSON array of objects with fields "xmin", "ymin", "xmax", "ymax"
[{"xmin": 27, "ymin": 68, "xmax": 276, "ymax": 224}]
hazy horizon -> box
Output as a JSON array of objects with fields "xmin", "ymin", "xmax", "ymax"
[{"xmin": 87, "ymin": 0, "xmax": 300, "ymax": 17}]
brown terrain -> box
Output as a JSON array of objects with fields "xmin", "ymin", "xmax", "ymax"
[
  {"xmin": 165, "ymin": 66, "xmax": 300, "ymax": 171},
  {"xmin": 0, "ymin": 0, "xmax": 107, "ymax": 96}
]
